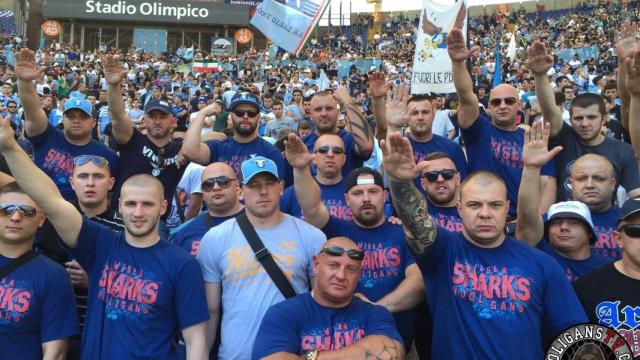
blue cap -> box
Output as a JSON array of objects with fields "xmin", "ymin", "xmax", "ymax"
[
  {"xmin": 229, "ymin": 91, "xmax": 260, "ymax": 111},
  {"xmin": 144, "ymin": 99, "xmax": 171, "ymax": 115},
  {"xmin": 618, "ymin": 198, "xmax": 640, "ymax": 225},
  {"xmin": 69, "ymin": 91, "xmax": 87, "ymax": 99},
  {"xmin": 197, "ymin": 96, "xmax": 208, "ymax": 104},
  {"xmin": 240, "ymin": 156, "xmax": 279, "ymax": 185},
  {"xmin": 64, "ymin": 98, "xmax": 92, "ymax": 117}
]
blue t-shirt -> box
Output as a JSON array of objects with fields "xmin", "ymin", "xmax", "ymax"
[
  {"xmin": 408, "ymin": 135, "xmax": 468, "ymax": 196},
  {"xmin": 591, "ymin": 206, "xmax": 621, "ymax": 260},
  {"xmin": 0, "ymin": 254, "xmax": 78, "ymax": 360},
  {"xmin": 170, "ymin": 210, "xmax": 244, "ymax": 257},
  {"xmin": 428, "ymin": 203, "xmax": 463, "ymax": 233},
  {"xmin": 461, "ymin": 114, "xmax": 556, "ymax": 216},
  {"xmin": 321, "ymin": 217, "xmax": 415, "ymax": 347},
  {"xmin": 280, "ymin": 178, "xmax": 352, "ymax": 221},
  {"xmin": 536, "ymin": 240, "xmax": 611, "ymax": 282},
  {"xmin": 303, "ymin": 129, "xmax": 371, "ymax": 178},
  {"xmin": 252, "ymin": 292, "xmax": 402, "ymax": 358},
  {"xmin": 71, "ymin": 218, "xmax": 210, "ymax": 359},
  {"xmin": 206, "ymin": 136, "xmax": 287, "ymax": 182},
  {"xmin": 29, "ymin": 124, "xmax": 119, "ymax": 201},
  {"xmin": 418, "ymin": 230, "xmax": 588, "ymax": 359}
]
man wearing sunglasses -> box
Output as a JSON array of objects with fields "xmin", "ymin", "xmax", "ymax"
[
  {"xmin": 574, "ymin": 198, "xmax": 640, "ymax": 358},
  {"xmin": 280, "ymin": 134, "xmax": 352, "ymax": 221},
  {"xmin": 0, "ymin": 182, "xmax": 79, "ymax": 360},
  {"xmin": 182, "ymin": 92, "xmax": 287, "ymax": 182},
  {"xmin": 286, "ymin": 134, "xmax": 423, "ymax": 354},
  {"xmin": 14, "ymin": 49, "xmax": 119, "ymax": 202},
  {"xmin": 0, "ymin": 117, "xmax": 210, "ymax": 359},
  {"xmin": 197, "ymin": 156, "xmax": 325, "ymax": 360},
  {"xmin": 448, "ymin": 29, "xmax": 558, "ymax": 219},
  {"xmin": 529, "ymin": 41, "xmax": 640, "ymax": 205},
  {"xmin": 420, "ymin": 152, "xmax": 463, "ymax": 233},
  {"xmin": 252, "ymin": 237, "xmax": 404, "ymax": 359}
]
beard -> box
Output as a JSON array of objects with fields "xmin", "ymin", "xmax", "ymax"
[{"xmin": 233, "ymin": 120, "xmax": 258, "ymax": 136}]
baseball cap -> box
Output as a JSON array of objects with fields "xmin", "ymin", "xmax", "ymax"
[
  {"xmin": 240, "ymin": 156, "xmax": 279, "ymax": 185},
  {"xmin": 345, "ymin": 168, "xmax": 384, "ymax": 192},
  {"xmin": 544, "ymin": 201, "xmax": 596, "ymax": 243},
  {"xmin": 617, "ymin": 198, "xmax": 640, "ymax": 225},
  {"xmin": 144, "ymin": 99, "xmax": 171, "ymax": 115},
  {"xmin": 229, "ymin": 92, "xmax": 260, "ymax": 111},
  {"xmin": 197, "ymin": 96, "xmax": 208, "ymax": 104},
  {"xmin": 64, "ymin": 98, "xmax": 93, "ymax": 117}
]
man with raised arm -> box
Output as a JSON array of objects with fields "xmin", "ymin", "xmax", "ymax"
[
  {"xmin": 14, "ymin": 49, "xmax": 118, "ymax": 201},
  {"xmin": 529, "ymin": 41, "xmax": 640, "ymax": 202},
  {"xmin": 0, "ymin": 116, "xmax": 209, "ymax": 359},
  {"xmin": 448, "ymin": 28, "xmax": 557, "ymax": 217},
  {"xmin": 517, "ymin": 122, "xmax": 610, "ymax": 282},
  {"xmin": 382, "ymin": 129, "xmax": 587, "ymax": 359}
]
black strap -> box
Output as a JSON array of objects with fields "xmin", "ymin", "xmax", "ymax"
[
  {"xmin": 236, "ymin": 214, "xmax": 296, "ymax": 299},
  {"xmin": 0, "ymin": 249, "xmax": 38, "ymax": 279},
  {"xmin": 173, "ymin": 190, "xmax": 185, "ymax": 224}
]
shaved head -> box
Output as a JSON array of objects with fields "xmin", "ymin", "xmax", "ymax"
[
  {"xmin": 460, "ymin": 171, "xmax": 507, "ymax": 201},
  {"xmin": 202, "ymin": 162, "xmax": 237, "ymax": 181},
  {"xmin": 122, "ymin": 174, "xmax": 164, "ymax": 201},
  {"xmin": 571, "ymin": 154, "xmax": 614, "ymax": 178},
  {"xmin": 323, "ymin": 236, "xmax": 358, "ymax": 251},
  {"xmin": 489, "ymin": 84, "xmax": 518, "ymax": 99}
]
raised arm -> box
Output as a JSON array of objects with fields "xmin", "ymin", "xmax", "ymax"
[
  {"xmin": 528, "ymin": 42, "xmax": 563, "ymax": 139},
  {"xmin": 615, "ymin": 21, "xmax": 637, "ymax": 131},
  {"xmin": 182, "ymin": 105, "xmax": 218, "ymax": 165},
  {"xmin": 368, "ymin": 72, "xmax": 391, "ymax": 141},
  {"xmin": 625, "ymin": 43, "xmax": 640, "ymax": 161},
  {"xmin": 516, "ymin": 122, "xmax": 563, "ymax": 245},
  {"xmin": 382, "ymin": 132, "xmax": 436, "ymax": 256},
  {"xmin": 103, "ymin": 54, "xmax": 134, "ymax": 145},
  {"xmin": 285, "ymin": 133, "xmax": 330, "ymax": 229},
  {"xmin": 334, "ymin": 86, "xmax": 374, "ymax": 157},
  {"xmin": 0, "ymin": 115, "xmax": 82, "ymax": 248},
  {"xmin": 383, "ymin": 83, "xmax": 411, "ymax": 141},
  {"xmin": 14, "ymin": 49, "xmax": 48, "ymax": 137},
  {"xmin": 447, "ymin": 28, "xmax": 480, "ymax": 129}
]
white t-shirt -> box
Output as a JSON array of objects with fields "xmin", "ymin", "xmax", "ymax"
[
  {"xmin": 432, "ymin": 110, "xmax": 455, "ymax": 138},
  {"xmin": 166, "ymin": 163, "xmax": 204, "ymax": 228}
]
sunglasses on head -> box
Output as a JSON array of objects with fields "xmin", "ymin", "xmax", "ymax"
[
  {"xmin": 73, "ymin": 155, "xmax": 109, "ymax": 168},
  {"xmin": 321, "ymin": 245, "xmax": 364, "ymax": 261},
  {"xmin": 618, "ymin": 224, "xmax": 640, "ymax": 238},
  {"xmin": 489, "ymin": 97, "xmax": 517, "ymax": 107},
  {"xmin": 423, "ymin": 169, "xmax": 457, "ymax": 182},
  {"xmin": 201, "ymin": 176, "xmax": 236, "ymax": 192},
  {"xmin": 315, "ymin": 146, "xmax": 345, "ymax": 155},
  {"xmin": 0, "ymin": 204, "xmax": 37, "ymax": 218},
  {"xmin": 233, "ymin": 109, "xmax": 259, "ymax": 118}
]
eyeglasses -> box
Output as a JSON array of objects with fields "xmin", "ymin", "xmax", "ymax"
[
  {"xmin": 618, "ymin": 224, "xmax": 640, "ymax": 238},
  {"xmin": 233, "ymin": 109, "xmax": 259, "ymax": 118},
  {"xmin": 423, "ymin": 169, "xmax": 457, "ymax": 182},
  {"xmin": 315, "ymin": 146, "xmax": 345, "ymax": 155},
  {"xmin": 73, "ymin": 155, "xmax": 109, "ymax": 168},
  {"xmin": 321, "ymin": 245, "xmax": 364, "ymax": 261},
  {"xmin": 201, "ymin": 176, "xmax": 236, "ymax": 191},
  {"xmin": 0, "ymin": 204, "xmax": 38, "ymax": 218},
  {"xmin": 489, "ymin": 97, "xmax": 517, "ymax": 107}
]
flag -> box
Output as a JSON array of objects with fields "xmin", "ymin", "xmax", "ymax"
[
  {"xmin": 318, "ymin": 69, "xmax": 330, "ymax": 91},
  {"xmin": 492, "ymin": 42, "xmax": 502, "ymax": 89},
  {"xmin": 506, "ymin": 30, "xmax": 517, "ymax": 63},
  {"xmin": 250, "ymin": 0, "xmax": 330, "ymax": 54},
  {"xmin": 192, "ymin": 61, "xmax": 219, "ymax": 73}
]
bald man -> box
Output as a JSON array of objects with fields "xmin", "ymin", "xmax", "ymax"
[
  {"xmin": 569, "ymin": 154, "xmax": 622, "ymax": 260},
  {"xmin": 447, "ymin": 28, "xmax": 557, "ymax": 219},
  {"xmin": 0, "ymin": 117, "xmax": 210, "ymax": 359},
  {"xmin": 252, "ymin": 237, "xmax": 404, "ymax": 359}
]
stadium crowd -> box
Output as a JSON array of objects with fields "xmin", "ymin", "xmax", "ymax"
[{"xmin": 0, "ymin": 0, "xmax": 639, "ymax": 359}]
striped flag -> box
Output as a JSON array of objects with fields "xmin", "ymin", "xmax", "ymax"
[{"xmin": 192, "ymin": 61, "xmax": 219, "ymax": 73}]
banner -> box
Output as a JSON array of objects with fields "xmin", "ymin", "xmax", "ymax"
[
  {"xmin": 411, "ymin": 0, "xmax": 467, "ymax": 94},
  {"xmin": 192, "ymin": 61, "xmax": 219, "ymax": 73},
  {"xmin": 250, "ymin": 0, "xmax": 330, "ymax": 54},
  {"xmin": 226, "ymin": 0, "xmax": 262, "ymax": 5},
  {"xmin": 211, "ymin": 37, "xmax": 235, "ymax": 55}
]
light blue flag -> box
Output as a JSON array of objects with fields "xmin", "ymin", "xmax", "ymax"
[{"xmin": 492, "ymin": 42, "xmax": 502, "ymax": 89}]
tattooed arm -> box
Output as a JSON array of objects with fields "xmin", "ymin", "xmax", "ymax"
[
  {"xmin": 261, "ymin": 336, "xmax": 403, "ymax": 360},
  {"xmin": 382, "ymin": 133, "xmax": 438, "ymax": 256},
  {"xmin": 334, "ymin": 86, "xmax": 374, "ymax": 158}
]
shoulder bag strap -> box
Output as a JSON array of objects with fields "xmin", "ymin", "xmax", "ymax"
[
  {"xmin": 0, "ymin": 249, "xmax": 39, "ymax": 279},
  {"xmin": 236, "ymin": 213, "xmax": 296, "ymax": 299}
]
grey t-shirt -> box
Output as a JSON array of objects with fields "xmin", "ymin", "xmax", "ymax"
[
  {"xmin": 197, "ymin": 214, "xmax": 326, "ymax": 360},
  {"xmin": 264, "ymin": 117, "xmax": 298, "ymax": 138}
]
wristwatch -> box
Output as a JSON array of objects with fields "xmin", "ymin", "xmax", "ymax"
[{"xmin": 304, "ymin": 349, "xmax": 319, "ymax": 360}]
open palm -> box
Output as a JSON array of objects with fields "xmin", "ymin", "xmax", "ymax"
[
  {"xmin": 369, "ymin": 72, "xmax": 389, "ymax": 99},
  {"xmin": 386, "ymin": 84, "xmax": 410, "ymax": 130},
  {"xmin": 615, "ymin": 21, "xmax": 638, "ymax": 60},
  {"xmin": 14, "ymin": 49, "xmax": 45, "ymax": 82},
  {"xmin": 103, "ymin": 54, "xmax": 126, "ymax": 85},
  {"xmin": 284, "ymin": 133, "xmax": 314, "ymax": 169},
  {"xmin": 447, "ymin": 28, "xmax": 478, "ymax": 62},
  {"xmin": 382, "ymin": 133, "xmax": 426, "ymax": 181},
  {"xmin": 522, "ymin": 122, "xmax": 562, "ymax": 167},
  {"xmin": 527, "ymin": 42, "xmax": 554, "ymax": 76},
  {"xmin": 0, "ymin": 114, "xmax": 17, "ymax": 151}
]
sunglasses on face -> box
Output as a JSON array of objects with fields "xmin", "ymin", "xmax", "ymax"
[
  {"xmin": 423, "ymin": 169, "xmax": 457, "ymax": 182},
  {"xmin": 489, "ymin": 97, "xmax": 517, "ymax": 107},
  {"xmin": 0, "ymin": 204, "xmax": 38, "ymax": 218},
  {"xmin": 233, "ymin": 109, "xmax": 259, "ymax": 118},
  {"xmin": 618, "ymin": 224, "xmax": 640, "ymax": 238},
  {"xmin": 321, "ymin": 245, "xmax": 364, "ymax": 261},
  {"xmin": 73, "ymin": 155, "xmax": 109, "ymax": 168},
  {"xmin": 201, "ymin": 176, "xmax": 236, "ymax": 192},
  {"xmin": 315, "ymin": 146, "xmax": 345, "ymax": 155}
]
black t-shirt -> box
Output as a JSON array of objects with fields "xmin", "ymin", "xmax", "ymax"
[
  {"xmin": 605, "ymin": 117, "xmax": 631, "ymax": 144},
  {"xmin": 112, "ymin": 129, "xmax": 186, "ymax": 220},
  {"xmin": 550, "ymin": 123, "xmax": 640, "ymax": 201},
  {"xmin": 573, "ymin": 263, "xmax": 640, "ymax": 358}
]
